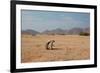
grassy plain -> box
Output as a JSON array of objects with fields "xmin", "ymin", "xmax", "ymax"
[{"xmin": 21, "ymin": 34, "xmax": 90, "ymax": 63}]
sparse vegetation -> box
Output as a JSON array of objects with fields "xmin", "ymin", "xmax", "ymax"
[
  {"xmin": 21, "ymin": 34, "xmax": 90, "ymax": 63},
  {"xmin": 79, "ymin": 32, "xmax": 90, "ymax": 36}
]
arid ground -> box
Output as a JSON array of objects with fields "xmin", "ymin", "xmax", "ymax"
[{"xmin": 21, "ymin": 34, "xmax": 90, "ymax": 63}]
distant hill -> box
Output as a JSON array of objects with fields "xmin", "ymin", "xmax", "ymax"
[
  {"xmin": 83, "ymin": 27, "xmax": 90, "ymax": 33},
  {"xmin": 22, "ymin": 29, "xmax": 40, "ymax": 35},
  {"xmin": 22, "ymin": 27, "xmax": 90, "ymax": 35},
  {"xmin": 68, "ymin": 28, "xmax": 83, "ymax": 35},
  {"xmin": 42, "ymin": 28, "xmax": 67, "ymax": 35},
  {"xmin": 42, "ymin": 27, "xmax": 90, "ymax": 35}
]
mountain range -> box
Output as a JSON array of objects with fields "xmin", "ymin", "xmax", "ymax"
[
  {"xmin": 22, "ymin": 29, "xmax": 40, "ymax": 35},
  {"xmin": 22, "ymin": 27, "xmax": 90, "ymax": 35}
]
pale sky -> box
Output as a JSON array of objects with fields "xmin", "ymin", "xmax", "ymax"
[{"xmin": 21, "ymin": 10, "xmax": 90, "ymax": 32}]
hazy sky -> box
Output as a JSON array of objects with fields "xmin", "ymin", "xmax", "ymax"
[{"xmin": 21, "ymin": 10, "xmax": 90, "ymax": 32}]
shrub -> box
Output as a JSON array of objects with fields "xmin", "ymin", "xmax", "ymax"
[{"xmin": 79, "ymin": 32, "xmax": 90, "ymax": 36}]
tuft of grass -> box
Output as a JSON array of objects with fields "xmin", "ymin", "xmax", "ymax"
[{"xmin": 79, "ymin": 32, "xmax": 90, "ymax": 36}]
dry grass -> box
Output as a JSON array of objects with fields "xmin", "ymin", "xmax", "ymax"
[{"xmin": 21, "ymin": 34, "xmax": 90, "ymax": 63}]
